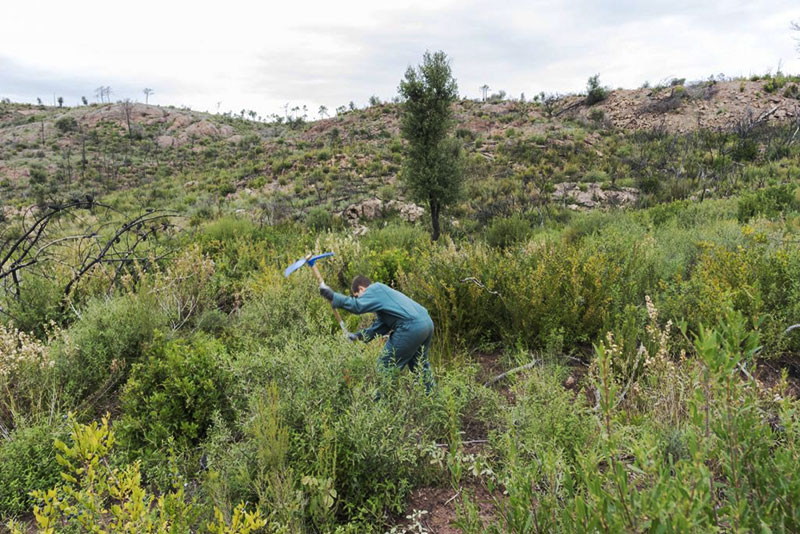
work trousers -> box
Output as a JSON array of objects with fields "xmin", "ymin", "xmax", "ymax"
[{"xmin": 377, "ymin": 316, "xmax": 435, "ymax": 393}]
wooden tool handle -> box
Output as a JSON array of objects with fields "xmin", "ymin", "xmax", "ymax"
[{"xmin": 311, "ymin": 262, "xmax": 348, "ymax": 332}]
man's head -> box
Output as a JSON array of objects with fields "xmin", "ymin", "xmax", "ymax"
[{"xmin": 351, "ymin": 275, "xmax": 372, "ymax": 297}]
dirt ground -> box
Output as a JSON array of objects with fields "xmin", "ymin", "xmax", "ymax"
[{"xmin": 391, "ymin": 482, "xmax": 498, "ymax": 534}]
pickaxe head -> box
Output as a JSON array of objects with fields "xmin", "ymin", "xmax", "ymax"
[{"xmin": 283, "ymin": 252, "xmax": 334, "ymax": 277}]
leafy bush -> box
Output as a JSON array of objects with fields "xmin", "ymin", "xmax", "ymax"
[
  {"xmin": 4, "ymin": 276, "xmax": 65, "ymax": 339},
  {"xmin": 213, "ymin": 335, "xmax": 446, "ymax": 530},
  {"xmin": 119, "ymin": 334, "xmax": 233, "ymax": 455},
  {"xmin": 486, "ymin": 214, "xmax": 532, "ymax": 248},
  {"xmin": 731, "ymin": 137, "xmax": 759, "ymax": 162},
  {"xmin": 506, "ymin": 366, "xmax": 590, "ymax": 460},
  {"xmin": 637, "ymin": 172, "xmax": 661, "ymax": 195},
  {"xmin": 0, "ymin": 322, "xmax": 60, "ymax": 430},
  {"xmin": 54, "ymin": 116, "xmax": 78, "ymax": 133},
  {"xmin": 199, "ymin": 216, "xmax": 258, "ymax": 244},
  {"xmin": 0, "ymin": 421, "xmax": 67, "ymax": 517},
  {"xmin": 235, "ymin": 267, "xmax": 334, "ymax": 343},
  {"xmin": 54, "ymin": 293, "xmax": 164, "ymax": 404},
  {"xmin": 361, "ymin": 223, "xmax": 427, "ymax": 253},
  {"xmin": 306, "ymin": 206, "xmax": 333, "ymax": 231},
  {"xmin": 149, "ymin": 245, "xmax": 217, "ymax": 331},
  {"xmin": 364, "ymin": 247, "xmax": 413, "ymax": 285},
  {"xmin": 462, "ymin": 311, "xmax": 800, "ymax": 533},
  {"xmin": 737, "ymin": 184, "xmax": 799, "ymax": 222},
  {"xmin": 9, "ymin": 415, "xmax": 265, "ymax": 534},
  {"xmin": 585, "ymin": 74, "xmax": 609, "ymax": 105}
]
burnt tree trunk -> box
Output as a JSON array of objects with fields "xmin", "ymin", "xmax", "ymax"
[{"xmin": 430, "ymin": 199, "xmax": 441, "ymax": 241}]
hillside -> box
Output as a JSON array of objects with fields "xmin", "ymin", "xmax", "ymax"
[
  {"xmin": 2, "ymin": 75, "xmax": 799, "ymax": 224},
  {"xmin": 2, "ymin": 73, "xmax": 800, "ymax": 533}
]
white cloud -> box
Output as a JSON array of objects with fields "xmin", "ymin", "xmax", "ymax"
[{"xmin": 2, "ymin": 0, "xmax": 798, "ymax": 115}]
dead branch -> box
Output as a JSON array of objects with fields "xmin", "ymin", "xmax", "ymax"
[
  {"xmin": 555, "ymin": 100, "xmax": 583, "ymax": 117},
  {"xmin": 0, "ymin": 199, "xmax": 178, "ymax": 313},
  {"xmin": 435, "ymin": 439, "xmax": 489, "ymax": 448},
  {"xmin": 484, "ymin": 359, "xmax": 539, "ymax": 386},
  {"xmin": 460, "ymin": 276, "xmax": 501, "ymax": 296}
]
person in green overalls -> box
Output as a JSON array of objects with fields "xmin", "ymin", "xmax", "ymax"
[{"xmin": 319, "ymin": 275, "xmax": 436, "ymax": 394}]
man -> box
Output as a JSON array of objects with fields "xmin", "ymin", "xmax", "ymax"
[{"xmin": 319, "ymin": 275, "xmax": 435, "ymax": 393}]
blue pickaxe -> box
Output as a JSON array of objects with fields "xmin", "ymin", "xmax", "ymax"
[{"xmin": 284, "ymin": 252, "xmax": 350, "ymax": 336}]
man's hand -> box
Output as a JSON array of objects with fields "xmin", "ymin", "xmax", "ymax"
[
  {"xmin": 319, "ymin": 282, "xmax": 334, "ymax": 302},
  {"xmin": 347, "ymin": 332, "xmax": 361, "ymax": 342}
]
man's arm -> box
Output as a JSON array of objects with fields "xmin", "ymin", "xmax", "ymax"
[
  {"xmin": 359, "ymin": 317, "xmax": 390, "ymax": 342},
  {"xmin": 331, "ymin": 286, "xmax": 383, "ymax": 314}
]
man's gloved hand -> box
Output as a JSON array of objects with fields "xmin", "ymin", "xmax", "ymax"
[
  {"xmin": 347, "ymin": 331, "xmax": 361, "ymax": 342},
  {"xmin": 319, "ymin": 282, "xmax": 334, "ymax": 302}
]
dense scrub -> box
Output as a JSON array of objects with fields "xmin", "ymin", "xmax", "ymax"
[
  {"xmin": 2, "ymin": 190, "xmax": 800, "ymax": 531},
  {"xmin": 2, "ymin": 88, "xmax": 800, "ymax": 531}
]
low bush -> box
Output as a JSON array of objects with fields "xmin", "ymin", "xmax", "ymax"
[
  {"xmin": 54, "ymin": 116, "xmax": 78, "ymax": 133},
  {"xmin": 585, "ymin": 74, "xmax": 609, "ymax": 106},
  {"xmin": 207, "ymin": 335, "xmax": 454, "ymax": 531},
  {"xmin": 737, "ymin": 183, "xmax": 800, "ymax": 222},
  {"xmin": 0, "ymin": 421, "xmax": 67, "ymax": 517},
  {"xmin": 460, "ymin": 310, "xmax": 800, "ymax": 533},
  {"xmin": 505, "ymin": 366, "xmax": 590, "ymax": 461},
  {"xmin": 486, "ymin": 214, "xmax": 532, "ymax": 249},
  {"xmin": 118, "ymin": 334, "xmax": 233, "ymax": 456},
  {"xmin": 9, "ymin": 415, "xmax": 265, "ymax": 534},
  {"xmin": 53, "ymin": 292, "xmax": 164, "ymax": 404},
  {"xmin": 4, "ymin": 276, "xmax": 65, "ymax": 339},
  {"xmin": 306, "ymin": 206, "xmax": 334, "ymax": 231}
]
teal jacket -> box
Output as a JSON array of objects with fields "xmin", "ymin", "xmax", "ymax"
[{"xmin": 331, "ymin": 283, "xmax": 430, "ymax": 341}]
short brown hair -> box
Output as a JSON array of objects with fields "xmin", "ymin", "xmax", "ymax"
[{"xmin": 351, "ymin": 275, "xmax": 372, "ymax": 295}]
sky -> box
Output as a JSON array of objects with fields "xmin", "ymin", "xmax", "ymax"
[{"xmin": 1, "ymin": 0, "xmax": 798, "ymax": 118}]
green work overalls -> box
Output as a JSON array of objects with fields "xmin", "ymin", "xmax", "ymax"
[{"xmin": 332, "ymin": 283, "xmax": 435, "ymax": 393}]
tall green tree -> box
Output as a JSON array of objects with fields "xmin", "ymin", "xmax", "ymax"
[{"xmin": 398, "ymin": 51, "xmax": 462, "ymax": 241}]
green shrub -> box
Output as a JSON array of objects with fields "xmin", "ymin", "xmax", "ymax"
[
  {"xmin": 585, "ymin": 74, "xmax": 609, "ymax": 105},
  {"xmin": 763, "ymin": 74, "xmax": 788, "ymax": 93},
  {"xmin": 10, "ymin": 415, "xmax": 265, "ymax": 534},
  {"xmin": 784, "ymin": 83, "xmax": 800, "ymax": 99},
  {"xmin": 199, "ymin": 216, "xmax": 257, "ymax": 244},
  {"xmin": 737, "ymin": 184, "xmax": 799, "ymax": 222},
  {"xmin": 0, "ymin": 421, "xmax": 67, "ymax": 517},
  {"xmin": 306, "ymin": 206, "xmax": 333, "ymax": 231},
  {"xmin": 4, "ymin": 276, "xmax": 65, "ymax": 339},
  {"xmin": 364, "ymin": 247, "xmax": 413, "ymax": 285},
  {"xmin": 54, "ymin": 116, "xmax": 78, "ymax": 133},
  {"xmin": 218, "ymin": 182, "xmax": 236, "ymax": 196},
  {"xmin": 219, "ymin": 335, "xmax": 442, "ymax": 529},
  {"xmin": 455, "ymin": 128, "xmax": 477, "ymax": 141},
  {"xmin": 54, "ymin": 293, "xmax": 164, "ymax": 403},
  {"xmin": 149, "ymin": 245, "xmax": 217, "ymax": 331},
  {"xmin": 119, "ymin": 333, "xmax": 233, "ymax": 455},
  {"xmin": 234, "ymin": 266, "xmax": 334, "ymax": 343},
  {"xmin": 562, "ymin": 209, "xmax": 614, "ymax": 243},
  {"xmin": 637, "ymin": 173, "xmax": 661, "ymax": 195},
  {"xmin": 28, "ymin": 164, "xmax": 48, "ymax": 184},
  {"xmin": 486, "ymin": 214, "xmax": 532, "ymax": 248},
  {"xmin": 731, "ymin": 137, "xmax": 759, "ymax": 162},
  {"xmin": 588, "ymin": 108, "xmax": 605, "ymax": 124},
  {"xmin": 362, "ymin": 223, "xmax": 427, "ymax": 253}
]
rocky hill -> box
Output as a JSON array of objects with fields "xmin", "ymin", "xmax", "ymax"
[{"xmin": 1, "ymin": 75, "xmax": 799, "ymax": 223}]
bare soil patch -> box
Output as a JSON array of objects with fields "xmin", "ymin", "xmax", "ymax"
[{"xmin": 393, "ymin": 482, "xmax": 497, "ymax": 534}]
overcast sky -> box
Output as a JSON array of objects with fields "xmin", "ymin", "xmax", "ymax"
[{"xmin": 2, "ymin": 0, "xmax": 798, "ymax": 118}]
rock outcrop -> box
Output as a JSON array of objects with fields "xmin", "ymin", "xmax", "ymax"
[
  {"xmin": 552, "ymin": 182, "xmax": 638, "ymax": 210},
  {"xmin": 343, "ymin": 198, "xmax": 425, "ymax": 223}
]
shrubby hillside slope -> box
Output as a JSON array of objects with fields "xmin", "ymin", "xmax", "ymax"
[{"xmin": 1, "ymin": 72, "xmax": 800, "ymax": 532}]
